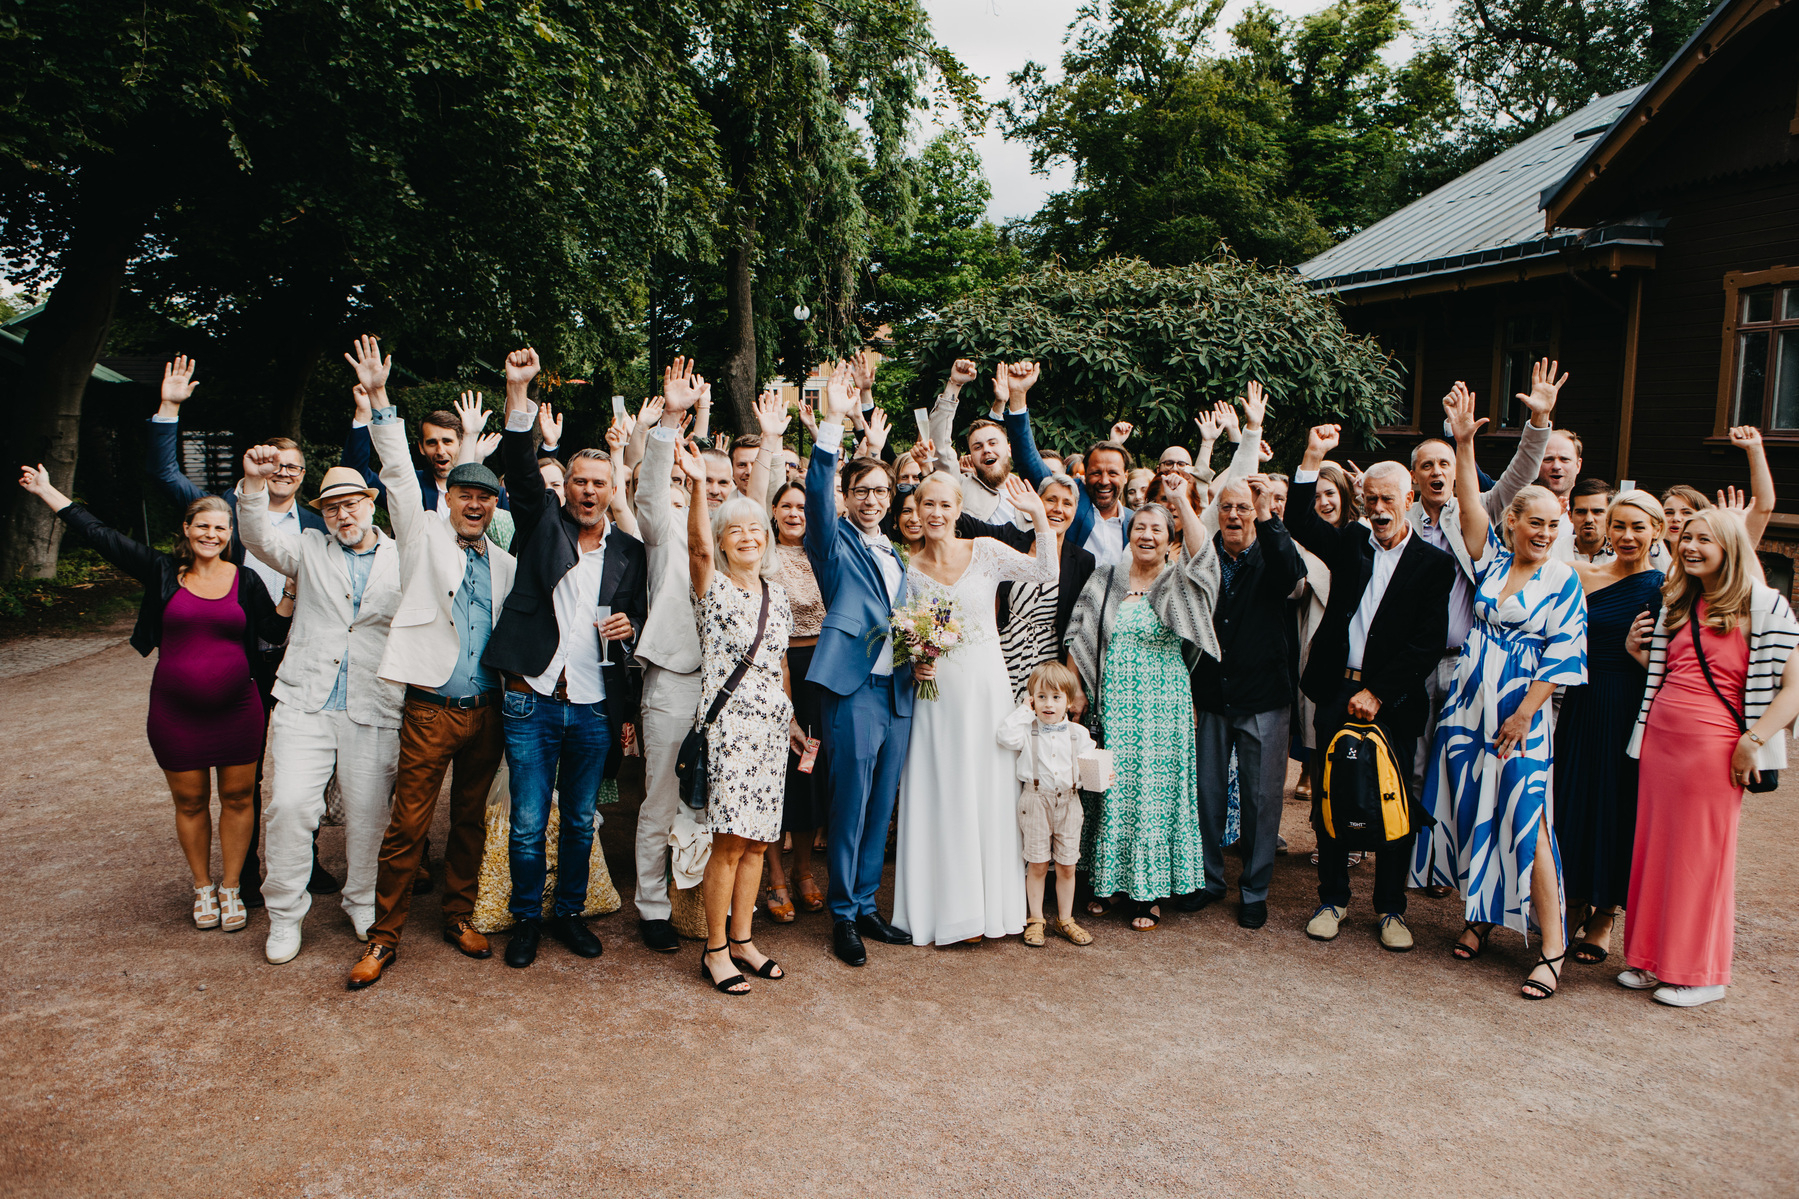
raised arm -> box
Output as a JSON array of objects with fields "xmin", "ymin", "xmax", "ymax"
[
  {"xmin": 236, "ymin": 446, "xmax": 304, "ymax": 577},
  {"xmin": 1482, "ymin": 359, "xmax": 1564, "ymax": 518},
  {"xmin": 453, "ymin": 391, "xmax": 490, "ymax": 466},
  {"xmin": 625, "ymin": 396, "xmax": 663, "ymax": 470},
  {"xmin": 929, "ymin": 358, "xmax": 977, "ymax": 475},
  {"xmin": 1286, "ymin": 424, "xmax": 1348, "ymax": 562},
  {"xmin": 605, "ymin": 418, "xmax": 639, "ymax": 539},
  {"xmin": 1160, "ymin": 468, "xmax": 1207, "ymax": 559},
  {"xmin": 19, "ymin": 464, "xmax": 157, "ymax": 588},
  {"xmin": 340, "ymin": 382, "xmax": 388, "ymax": 508},
  {"xmin": 746, "ymin": 387, "xmax": 790, "ymax": 509},
  {"xmin": 803, "ymin": 361, "xmax": 858, "ymax": 567},
  {"xmin": 1445, "ymin": 381, "xmax": 1493, "ymax": 562},
  {"xmin": 1198, "ymin": 381, "xmax": 1267, "ymax": 537},
  {"xmin": 683, "ymin": 439, "xmax": 715, "ymax": 596},
  {"xmin": 985, "ymin": 477, "xmax": 1058, "ymax": 582},
  {"xmin": 146, "ymin": 356, "xmax": 209, "ymax": 506},
  {"xmin": 1730, "ymin": 426, "xmax": 1775, "ymax": 543},
  {"xmin": 497, "ymin": 347, "xmax": 549, "ymax": 546}
]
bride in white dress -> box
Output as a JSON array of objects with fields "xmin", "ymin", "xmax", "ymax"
[{"xmin": 893, "ymin": 472, "xmax": 1058, "ymax": 945}]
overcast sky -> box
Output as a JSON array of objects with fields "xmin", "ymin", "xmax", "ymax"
[{"xmin": 919, "ymin": 0, "xmax": 1451, "ymax": 222}]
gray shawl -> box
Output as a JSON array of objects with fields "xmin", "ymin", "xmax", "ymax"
[{"xmin": 1064, "ymin": 541, "xmax": 1221, "ymax": 703}]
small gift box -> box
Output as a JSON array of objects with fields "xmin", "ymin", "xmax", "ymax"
[{"xmin": 1077, "ymin": 748, "xmax": 1114, "ymax": 794}]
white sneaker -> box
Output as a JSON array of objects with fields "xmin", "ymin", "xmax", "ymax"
[
  {"xmin": 350, "ymin": 911, "xmax": 373, "ymax": 943},
  {"xmin": 1652, "ymin": 984, "xmax": 1726, "ymax": 1008},
  {"xmin": 1616, "ymin": 968, "xmax": 1660, "ymax": 990},
  {"xmin": 265, "ymin": 920, "xmax": 303, "ymax": 964}
]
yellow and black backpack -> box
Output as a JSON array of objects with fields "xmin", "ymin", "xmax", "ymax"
[{"xmin": 1319, "ymin": 721, "xmax": 1428, "ymax": 850}]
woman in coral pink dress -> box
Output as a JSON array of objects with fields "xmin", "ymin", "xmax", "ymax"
[{"xmin": 1622, "ymin": 508, "xmax": 1799, "ymax": 1008}]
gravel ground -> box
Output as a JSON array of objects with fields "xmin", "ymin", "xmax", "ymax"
[{"xmin": 2, "ymin": 641, "xmax": 1794, "ymax": 1197}]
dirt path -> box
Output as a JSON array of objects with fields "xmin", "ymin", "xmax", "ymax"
[{"xmin": 2, "ymin": 643, "xmax": 1793, "ymax": 1196}]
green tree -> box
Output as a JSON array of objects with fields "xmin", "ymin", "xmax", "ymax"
[
  {"xmin": 1000, "ymin": 0, "xmax": 1332, "ymax": 269},
  {"xmin": 906, "ymin": 257, "xmax": 1400, "ymax": 464}
]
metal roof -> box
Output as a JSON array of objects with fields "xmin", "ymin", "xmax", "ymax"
[
  {"xmin": 0, "ymin": 306, "xmax": 133, "ymax": 383},
  {"xmin": 1297, "ymin": 87, "xmax": 1648, "ymax": 291}
]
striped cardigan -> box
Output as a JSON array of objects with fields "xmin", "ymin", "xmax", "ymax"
[{"xmin": 1627, "ymin": 583, "xmax": 1799, "ymax": 769}]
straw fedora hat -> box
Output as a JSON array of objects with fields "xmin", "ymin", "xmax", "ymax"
[{"xmin": 309, "ymin": 466, "xmax": 380, "ymax": 509}]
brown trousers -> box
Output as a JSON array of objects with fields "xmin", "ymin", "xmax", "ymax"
[{"xmin": 369, "ymin": 698, "xmax": 501, "ymax": 949}]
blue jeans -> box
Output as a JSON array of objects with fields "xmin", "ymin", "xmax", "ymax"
[{"xmin": 501, "ymin": 689, "xmax": 611, "ymax": 920}]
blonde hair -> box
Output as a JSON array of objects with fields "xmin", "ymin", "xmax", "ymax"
[
  {"xmin": 710, "ymin": 496, "xmax": 774, "ymax": 578},
  {"xmin": 1606, "ymin": 489, "xmax": 1665, "ymax": 539},
  {"xmin": 1500, "ymin": 484, "xmax": 1559, "ymax": 551},
  {"xmin": 915, "ymin": 470, "xmax": 962, "ymax": 507},
  {"xmin": 1027, "ymin": 660, "xmax": 1081, "ymax": 704},
  {"xmin": 1663, "ymin": 508, "xmax": 1758, "ymax": 634}
]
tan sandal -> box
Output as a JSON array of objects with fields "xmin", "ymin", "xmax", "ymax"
[
  {"xmin": 1052, "ymin": 917, "xmax": 1093, "ymax": 945},
  {"xmin": 1022, "ymin": 917, "xmax": 1046, "ymax": 948},
  {"xmin": 795, "ymin": 874, "xmax": 825, "ymax": 912},
  {"xmin": 763, "ymin": 886, "xmax": 796, "ymax": 924}
]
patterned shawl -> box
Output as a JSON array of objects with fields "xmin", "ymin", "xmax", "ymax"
[{"xmin": 1064, "ymin": 540, "xmax": 1221, "ymax": 702}]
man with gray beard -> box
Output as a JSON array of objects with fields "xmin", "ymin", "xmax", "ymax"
[{"xmin": 240, "ymin": 450, "xmax": 405, "ymax": 965}]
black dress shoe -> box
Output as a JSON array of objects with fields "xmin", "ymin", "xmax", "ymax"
[
  {"xmin": 241, "ymin": 886, "xmax": 266, "ymax": 910},
  {"xmin": 1237, "ymin": 900, "xmax": 1268, "ymax": 929},
  {"xmin": 414, "ymin": 836, "xmax": 435, "ymax": 894},
  {"xmin": 505, "ymin": 920, "xmax": 542, "ymax": 968},
  {"xmin": 639, "ymin": 918, "xmax": 680, "ymax": 954},
  {"xmin": 546, "ymin": 915, "xmax": 603, "ymax": 958},
  {"xmin": 832, "ymin": 920, "xmax": 867, "ymax": 967},
  {"xmin": 307, "ymin": 856, "xmax": 343, "ymax": 896},
  {"xmin": 856, "ymin": 912, "xmax": 912, "ymax": 945},
  {"xmin": 1176, "ymin": 889, "xmax": 1220, "ymax": 913}
]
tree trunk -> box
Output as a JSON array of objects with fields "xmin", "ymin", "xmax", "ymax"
[
  {"xmin": 720, "ymin": 211, "xmax": 759, "ymax": 436},
  {"xmin": 272, "ymin": 340, "xmax": 327, "ymax": 443},
  {"xmin": 1, "ymin": 171, "xmax": 147, "ymax": 579}
]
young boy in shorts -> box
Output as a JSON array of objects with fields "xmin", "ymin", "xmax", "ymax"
[{"xmin": 997, "ymin": 662, "xmax": 1098, "ymax": 947}]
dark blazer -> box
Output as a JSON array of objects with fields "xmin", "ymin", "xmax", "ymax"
[
  {"xmin": 57, "ymin": 504, "xmax": 292, "ymax": 659},
  {"xmin": 341, "ymin": 424, "xmax": 512, "ymax": 513},
  {"xmin": 483, "ymin": 429, "xmax": 647, "ymax": 777},
  {"xmin": 144, "ymin": 417, "xmax": 325, "ymax": 564},
  {"xmin": 1193, "ymin": 518, "xmax": 1305, "ymax": 715},
  {"xmin": 1286, "ymin": 478, "xmax": 1455, "ymax": 738}
]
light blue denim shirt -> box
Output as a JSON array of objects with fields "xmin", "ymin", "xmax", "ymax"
[
  {"xmin": 437, "ymin": 546, "xmax": 496, "ymax": 698},
  {"xmin": 324, "ymin": 541, "xmax": 379, "ymax": 711}
]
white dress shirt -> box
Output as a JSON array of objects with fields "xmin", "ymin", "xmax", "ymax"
[
  {"xmin": 1347, "ymin": 526, "xmax": 1410, "ymax": 671},
  {"xmin": 529, "ymin": 527, "xmax": 609, "ymax": 702},
  {"xmin": 1084, "ymin": 511, "xmax": 1127, "ymax": 567}
]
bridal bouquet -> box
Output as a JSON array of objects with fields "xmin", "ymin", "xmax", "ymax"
[{"xmin": 886, "ymin": 595, "xmax": 964, "ymax": 702}]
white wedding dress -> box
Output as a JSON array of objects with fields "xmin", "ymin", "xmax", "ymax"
[{"xmin": 892, "ymin": 535, "xmax": 1058, "ymax": 945}]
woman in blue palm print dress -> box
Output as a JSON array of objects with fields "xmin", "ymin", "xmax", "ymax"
[{"xmin": 1412, "ymin": 380, "xmax": 1587, "ymax": 1000}]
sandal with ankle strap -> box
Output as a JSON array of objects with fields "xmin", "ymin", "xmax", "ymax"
[
  {"xmin": 218, "ymin": 886, "xmax": 248, "ymax": 933},
  {"xmin": 193, "ymin": 884, "xmax": 220, "ymax": 930},
  {"xmin": 1022, "ymin": 917, "xmax": 1046, "ymax": 948},
  {"xmin": 728, "ymin": 935, "xmax": 782, "ymax": 979},
  {"xmin": 1130, "ymin": 901, "xmax": 1161, "ymax": 931},
  {"xmin": 795, "ymin": 874, "xmax": 825, "ymax": 912},
  {"xmin": 1573, "ymin": 909, "xmax": 1616, "ymax": 964},
  {"xmin": 763, "ymin": 886, "xmax": 796, "ymax": 924},
  {"xmin": 1521, "ymin": 948, "xmax": 1568, "ymax": 1000},
  {"xmin": 1452, "ymin": 920, "xmax": 1495, "ymax": 961},
  {"xmin": 700, "ymin": 944, "xmax": 750, "ymax": 994}
]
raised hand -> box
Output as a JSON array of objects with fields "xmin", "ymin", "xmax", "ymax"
[
  {"xmin": 1241, "ymin": 380, "xmax": 1268, "ymax": 430},
  {"xmin": 1006, "ymin": 360, "xmax": 1041, "ymax": 395},
  {"xmin": 1110, "ymin": 420, "xmax": 1134, "ymax": 444},
  {"xmin": 851, "ymin": 348, "xmax": 879, "ymax": 392},
  {"xmin": 661, "ymin": 356, "xmax": 703, "ymax": 413},
  {"xmin": 1004, "ymin": 474, "xmax": 1047, "ymax": 524},
  {"xmin": 863, "ymin": 408, "xmax": 890, "ymax": 458},
  {"xmin": 455, "ymin": 391, "xmax": 490, "ymax": 439},
  {"xmin": 908, "ymin": 439, "xmax": 936, "ymax": 475},
  {"xmin": 990, "ymin": 363, "xmax": 1011, "ymax": 411},
  {"xmin": 160, "ymin": 356, "xmax": 199, "ymax": 408},
  {"xmin": 638, "ymin": 395, "xmax": 667, "ymax": 429},
  {"xmin": 1716, "ymin": 485, "xmax": 1758, "ymax": 515},
  {"xmin": 796, "ymin": 395, "xmax": 819, "ymax": 437},
  {"xmin": 243, "ymin": 444, "xmax": 281, "ymax": 480},
  {"xmin": 823, "ymin": 358, "xmax": 857, "ymax": 420},
  {"xmin": 1246, "ymin": 473, "xmax": 1276, "ymax": 520},
  {"xmin": 947, "ymin": 358, "xmax": 978, "ymax": 390},
  {"xmin": 1516, "ymin": 358, "xmax": 1568, "ymax": 424},
  {"xmin": 351, "ymin": 382, "xmax": 373, "ymax": 424},
  {"xmin": 1729, "ymin": 425, "xmax": 1764, "ymax": 451},
  {"xmin": 1307, "ymin": 424, "xmax": 1342, "ymax": 457},
  {"xmin": 537, "ymin": 400, "xmax": 563, "ymax": 446},
  {"xmin": 506, "ymin": 347, "xmax": 540, "ymax": 387},
  {"xmin": 343, "ymin": 334, "xmax": 391, "ymax": 392},
  {"xmin": 1194, "ymin": 408, "xmax": 1223, "ymax": 443},
  {"xmin": 1443, "ymin": 381, "xmax": 1486, "ymax": 443},
  {"xmin": 674, "ymin": 437, "xmax": 706, "ymax": 485},
  {"xmin": 605, "ymin": 419, "xmax": 629, "ymax": 452},
  {"xmin": 1160, "ymin": 468, "xmax": 1192, "ymax": 507},
  {"xmin": 755, "ymin": 388, "xmax": 791, "ymax": 439},
  {"xmin": 475, "ymin": 432, "xmax": 502, "ymax": 461},
  {"xmin": 1216, "ymin": 400, "xmax": 1241, "ymax": 442},
  {"xmin": 713, "ymin": 432, "xmax": 729, "ymax": 453},
  {"xmin": 1258, "ymin": 440, "xmax": 1274, "ymax": 464}
]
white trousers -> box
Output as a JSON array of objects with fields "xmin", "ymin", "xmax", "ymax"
[
  {"xmin": 633, "ymin": 665, "xmax": 704, "ymax": 921},
  {"xmin": 264, "ymin": 704, "xmax": 398, "ymax": 929}
]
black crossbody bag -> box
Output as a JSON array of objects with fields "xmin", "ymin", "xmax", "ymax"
[
  {"xmin": 676, "ymin": 581, "xmax": 771, "ymax": 810},
  {"xmin": 1689, "ymin": 618, "xmax": 1779, "ymax": 794}
]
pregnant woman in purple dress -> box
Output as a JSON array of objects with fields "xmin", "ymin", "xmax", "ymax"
[{"xmin": 18, "ymin": 467, "xmax": 293, "ymax": 933}]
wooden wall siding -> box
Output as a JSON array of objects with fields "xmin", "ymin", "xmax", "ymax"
[{"xmin": 1624, "ymin": 167, "xmax": 1799, "ymax": 508}]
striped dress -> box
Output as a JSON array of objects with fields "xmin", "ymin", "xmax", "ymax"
[{"xmin": 1410, "ymin": 527, "xmax": 1588, "ymax": 937}]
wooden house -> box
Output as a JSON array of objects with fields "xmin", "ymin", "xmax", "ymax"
[{"xmin": 1299, "ymin": 0, "xmax": 1799, "ymax": 589}]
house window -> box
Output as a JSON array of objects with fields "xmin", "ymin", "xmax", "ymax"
[
  {"xmin": 1499, "ymin": 311, "xmax": 1555, "ymax": 427},
  {"xmin": 1375, "ymin": 326, "xmax": 1422, "ymax": 430},
  {"xmin": 1732, "ymin": 285, "xmax": 1799, "ymax": 429},
  {"xmin": 180, "ymin": 430, "xmax": 239, "ymax": 494}
]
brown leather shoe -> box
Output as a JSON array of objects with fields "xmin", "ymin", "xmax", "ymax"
[
  {"xmin": 443, "ymin": 918, "xmax": 492, "ymax": 959},
  {"xmin": 346, "ymin": 943, "xmax": 397, "ymax": 990}
]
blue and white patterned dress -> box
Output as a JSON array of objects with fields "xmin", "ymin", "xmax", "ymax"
[{"xmin": 1410, "ymin": 526, "xmax": 1587, "ymax": 936}]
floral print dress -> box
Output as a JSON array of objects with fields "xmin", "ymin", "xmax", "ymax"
[{"xmin": 695, "ymin": 573, "xmax": 793, "ymax": 844}]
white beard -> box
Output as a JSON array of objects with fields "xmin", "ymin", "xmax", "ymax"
[{"xmin": 333, "ymin": 516, "xmax": 374, "ymax": 547}]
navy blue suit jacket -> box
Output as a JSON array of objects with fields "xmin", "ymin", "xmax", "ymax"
[
  {"xmin": 1005, "ymin": 409, "xmax": 1131, "ymax": 555},
  {"xmin": 802, "ymin": 436, "xmax": 914, "ymax": 717},
  {"xmin": 144, "ymin": 417, "xmax": 325, "ymax": 565}
]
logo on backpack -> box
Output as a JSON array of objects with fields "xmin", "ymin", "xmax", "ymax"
[{"xmin": 1319, "ymin": 721, "xmax": 1433, "ymax": 850}]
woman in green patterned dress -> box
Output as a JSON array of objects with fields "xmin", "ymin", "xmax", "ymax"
[{"xmin": 1065, "ymin": 472, "xmax": 1220, "ymax": 930}]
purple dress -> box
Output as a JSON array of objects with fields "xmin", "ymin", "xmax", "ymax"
[{"xmin": 146, "ymin": 573, "xmax": 266, "ymax": 772}]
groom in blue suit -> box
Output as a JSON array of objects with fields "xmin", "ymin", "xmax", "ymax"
[{"xmin": 804, "ymin": 366, "xmax": 917, "ymax": 967}]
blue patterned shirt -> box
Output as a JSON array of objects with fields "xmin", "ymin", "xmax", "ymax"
[{"xmin": 437, "ymin": 546, "xmax": 497, "ymax": 699}]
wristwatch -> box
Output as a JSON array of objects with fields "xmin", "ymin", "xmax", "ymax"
[{"xmin": 1746, "ymin": 730, "xmax": 1766, "ymax": 746}]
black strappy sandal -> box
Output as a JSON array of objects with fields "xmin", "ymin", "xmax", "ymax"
[
  {"xmin": 1573, "ymin": 909, "xmax": 1616, "ymax": 964},
  {"xmin": 1521, "ymin": 948, "xmax": 1568, "ymax": 1000},
  {"xmin": 728, "ymin": 935, "xmax": 783, "ymax": 980},
  {"xmin": 1130, "ymin": 901, "xmax": 1161, "ymax": 931},
  {"xmin": 1452, "ymin": 920, "xmax": 1496, "ymax": 961},
  {"xmin": 701, "ymin": 943, "xmax": 750, "ymax": 995}
]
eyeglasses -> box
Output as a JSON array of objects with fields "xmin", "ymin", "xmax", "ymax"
[
  {"xmin": 1216, "ymin": 503, "xmax": 1255, "ymax": 515},
  {"xmin": 270, "ymin": 465, "xmax": 304, "ymax": 478},
  {"xmin": 850, "ymin": 486, "xmax": 891, "ymax": 500}
]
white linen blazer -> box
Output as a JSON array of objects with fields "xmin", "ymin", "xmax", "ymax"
[
  {"xmin": 632, "ymin": 429, "xmax": 702, "ymax": 675},
  {"xmin": 238, "ymin": 483, "xmax": 405, "ymax": 729},
  {"xmin": 367, "ymin": 416, "xmax": 517, "ymax": 690}
]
